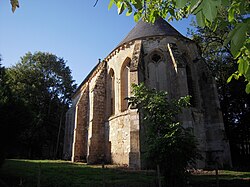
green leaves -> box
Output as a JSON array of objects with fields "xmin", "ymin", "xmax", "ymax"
[
  {"xmin": 227, "ymin": 73, "xmax": 240, "ymax": 83},
  {"xmin": 176, "ymin": 0, "xmax": 188, "ymax": 8},
  {"xmin": 128, "ymin": 83, "xmax": 199, "ymax": 185},
  {"xmin": 10, "ymin": 0, "xmax": 19, "ymax": 12},
  {"xmin": 8, "ymin": 52, "xmax": 76, "ymax": 106},
  {"xmin": 202, "ymin": 0, "xmax": 218, "ymax": 22},
  {"xmin": 221, "ymin": 0, "xmax": 230, "ymax": 6},
  {"xmin": 225, "ymin": 19, "xmax": 250, "ymax": 91},
  {"xmin": 109, "ymin": 0, "xmax": 227, "ymax": 28},
  {"xmin": 109, "ymin": 0, "xmax": 143, "ymax": 20},
  {"xmin": 190, "ymin": 0, "xmax": 222, "ymax": 28},
  {"xmin": 2, "ymin": 52, "xmax": 77, "ymax": 159},
  {"xmin": 108, "ymin": 0, "xmax": 114, "ymax": 10},
  {"xmin": 229, "ymin": 21, "xmax": 249, "ymax": 57},
  {"xmin": 228, "ymin": 0, "xmax": 245, "ymax": 22},
  {"xmin": 129, "ymin": 83, "xmax": 190, "ymax": 122},
  {"xmin": 196, "ymin": 11, "xmax": 205, "ymax": 28},
  {"xmin": 133, "ymin": 0, "xmax": 143, "ymax": 10},
  {"xmin": 118, "ymin": 2, "xmax": 125, "ymax": 15},
  {"xmin": 246, "ymin": 82, "xmax": 250, "ymax": 94},
  {"xmin": 133, "ymin": 11, "xmax": 141, "ymax": 22},
  {"xmin": 228, "ymin": 6, "xmax": 235, "ymax": 22},
  {"xmin": 126, "ymin": 9, "xmax": 133, "ymax": 16},
  {"xmin": 238, "ymin": 58, "xmax": 249, "ymax": 75}
]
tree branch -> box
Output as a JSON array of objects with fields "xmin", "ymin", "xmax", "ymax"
[{"xmin": 93, "ymin": 0, "xmax": 99, "ymax": 7}]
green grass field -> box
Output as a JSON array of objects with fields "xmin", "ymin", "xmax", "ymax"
[
  {"xmin": 0, "ymin": 159, "xmax": 157, "ymax": 187},
  {"xmin": 189, "ymin": 169, "xmax": 250, "ymax": 187},
  {"xmin": 0, "ymin": 159, "xmax": 250, "ymax": 187}
]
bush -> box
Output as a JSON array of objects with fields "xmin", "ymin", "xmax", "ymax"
[{"xmin": 129, "ymin": 83, "xmax": 201, "ymax": 187}]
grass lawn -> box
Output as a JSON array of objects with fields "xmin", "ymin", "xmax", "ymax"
[
  {"xmin": 189, "ymin": 169, "xmax": 250, "ymax": 187},
  {"xmin": 0, "ymin": 159, "xmax": 157, "ymax": 187},
  {"xmin": 0, "ymin": 159, "xmax": 250, "ymax": 187}
]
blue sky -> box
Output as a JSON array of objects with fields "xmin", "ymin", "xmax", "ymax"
[{"xmin": 0, "ymin": 0, "xmax": 193, "ymax": 85}]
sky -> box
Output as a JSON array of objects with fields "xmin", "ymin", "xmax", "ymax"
[{"xmin": 0, "ymin": 0, "xmax": 193, "ymax": 85}]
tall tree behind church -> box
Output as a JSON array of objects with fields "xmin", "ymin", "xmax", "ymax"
[
  {"xmin": 0, "ymin": 55, "xmax": 8, "ymax": 166},
  {"xmin": 189, "ymin": 12, "xmax": 250, "ymax": 170},
  {"xmin": 3, "ymin": 52, "xmax": 76, "ymax": 159}
]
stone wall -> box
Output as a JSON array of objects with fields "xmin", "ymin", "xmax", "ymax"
[
  {"xmin": 109, "ymin": 113, "xmax": 131, "ymax": 165},
  {"xmin": 87, "ymin": 63, "xmax": 106, "ymax": 163},
  {"xmin": 63, "ymin": 107, "xmax": 75, "ymax": 160},
  {"xmin": 65, "ymin": 34, "xmax": 231, "ymax": 169},
  {"xmin": 106, "ymin": 42, "xmax": 134, "ymax": 166},
  {"xmin": 140, "ymin": 36, "xmax": 231, "ymax": 169},
  {"xmin": 129, "ymin": 40, "xmax": 141, "ymax": 169},
  {"xmin": 71, "ymin": 85, "xmax": 89, "ymax": 161},
  {"xmin": 196, "ymin": 60, "xmax": 232, "ymax": 168},
  {"xmin": 105, "ymin": 41, "xmax": 142, "ymax": 168}
]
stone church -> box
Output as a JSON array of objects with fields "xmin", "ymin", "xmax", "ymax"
[{"xmin": 63, "ymin": 18, "xmax": 231, "ymax": 169}]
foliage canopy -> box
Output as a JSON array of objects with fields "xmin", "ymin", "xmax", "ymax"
[{"xmin": 0, "ymin": 52, "xmax": 76, "ymax": 159}]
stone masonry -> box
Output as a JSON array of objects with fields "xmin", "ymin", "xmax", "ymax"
[{"xmin": 63, "ymin": 18, "xmax": 232, "ymax": 169}]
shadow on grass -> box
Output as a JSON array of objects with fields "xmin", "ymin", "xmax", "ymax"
[
  {"xmin": 1, "ymin": 160, "xmax": 250, "ymax": 187},
  {"xmin": 189, "ymin": 170, "xmax": 250, "ymax": 187},
  {"xmin": 0, "ymin": 159, "xmax": 157, "ymax": 187}
]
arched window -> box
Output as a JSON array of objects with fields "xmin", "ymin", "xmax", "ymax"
[
  {"xmin": 147, "ymin": 52, "xmax": 167, "ymax": 91},
  {"xmin": 120, "ymin": 58, "xmax": 131, "ymax": 112},
  {"xmin": 108, "ymin": 69, "xmax": 115, "ymax": 116}
]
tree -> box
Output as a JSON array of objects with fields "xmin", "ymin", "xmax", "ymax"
[
  {"xmin": 0, "ymin": 56, "xmax": 25, "ymax": 166},
  {"xmin": 0, "ymin": 55, "xmax": 8, "ymax": 106},
  {"xmin": 128, "ymin": 83, "xmax": 200, "ymax": 187},
  {"xmin": 2, "ymin": 52, "xmax": 76, "ymax": 159},
  {"xmin": 189, "ymin": 12, "xmax": 250, "ymax": 170},
  {"xmin": 0, "ymin": 56, "xmax": 7, "ymax": 167}
]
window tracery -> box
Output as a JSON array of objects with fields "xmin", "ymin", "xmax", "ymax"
[{"xmin": 147, "ymin": 52, "xmax": 167, "ymax": 91}]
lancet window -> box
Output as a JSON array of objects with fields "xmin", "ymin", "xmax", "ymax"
[
  {"xmin": 120, "ymin": 58, "xmax": 131, "ymax": 112},
  {"xmin": 147, "ymin": 52, "xmax": 167, "ymax": 91},
  {"xmin": 108, "ymin": 69, "xmax": 115, "ymax": 116}
]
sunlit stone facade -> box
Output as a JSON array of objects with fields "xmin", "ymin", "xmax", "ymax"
[{"xmin": 63, "ymin": 18, "xmax": 232, "ymax": 169}]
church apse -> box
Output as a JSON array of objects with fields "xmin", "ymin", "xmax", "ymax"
[{"xmin": 63, "ymin": 18, "xmax": 231, "ymax": 169}]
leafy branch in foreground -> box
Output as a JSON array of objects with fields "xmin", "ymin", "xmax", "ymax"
[{"xmin": 128, "ymin": 83, "xmax": 200, "ymax": 187}]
